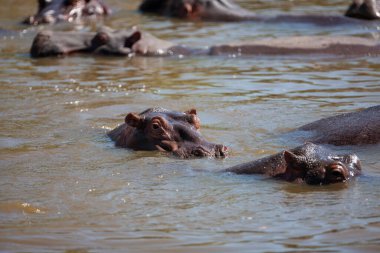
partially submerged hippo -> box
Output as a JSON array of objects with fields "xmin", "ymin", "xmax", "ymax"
[
  {"xmin": 225, "ymin": 143, "xmax": 361, "ymax": 185},
  {"xmin": 24, "ymin": 0, "xmax": 110, "ymax": 25},
  {"xmin": 30, "ymin": 27, "xmax": 175, "ymax": 58},
  {"xmin": 139, "ymin": 0, "xmax": 380, "ymax": 22},
  {"xmin": 30, "ymin": 27, "xmax": 380, "ymax": 58},
  {"xmin": 294, "ymin": 105, "xmax": 380, "ymax": 146},
  {"xmin": 108, "ymin": 107, "xmax": 228, "ymax": 158}
]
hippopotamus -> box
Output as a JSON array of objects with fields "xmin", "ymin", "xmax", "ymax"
[
  {"xmin": 139, "ymin": 0, "xmax": 379, "ymax": 22},
  {"xmin": 30, "ymin": 27, "xmax": 176, "ymax": 57},
  {"xmin": 293, "ymin": 105, "xmax": 380, "ymax": 146},
  {"xmin": 23, "ymin": 0, "xmax": 110, "ymax": 25},
  {"xmin": 30, "ymin": 27, "xmax": 380, "ymax": 58},
  {"xmin": 107, "ymin": 107, "xmax": 228, "ymax": 158},
  {"xmin": 224, "ymin": 142, "xmax": 362, "ymax": 185},
  {"xmin": 346, "ymin": 0, "xmax": 380, "ymax": 20}
]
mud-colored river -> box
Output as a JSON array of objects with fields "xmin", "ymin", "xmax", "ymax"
[{"xmin": 1, "ymin": 0, "xmax": 380, "ymax": 252}]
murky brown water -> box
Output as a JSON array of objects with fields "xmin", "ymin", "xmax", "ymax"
[{"xmin": 1, "ymin": 0, "xmax": 380, "ymax": 252}]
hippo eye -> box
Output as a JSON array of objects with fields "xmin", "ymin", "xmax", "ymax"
[{"xmin": 152, "ymin": 122, "xmax": 160, "ymax": 129}]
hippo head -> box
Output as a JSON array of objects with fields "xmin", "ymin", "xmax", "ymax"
[
  {"xmin": 24, "ymin": 0, "xmax": 110, "ymax": 25},
  {"xmin": 345, "ymin": 0, "xmax": 380, "ymax": 20},
  {"xmin": 281, "ymin": 143, "xmax": 362, "ymax": 185},
  {"xmin": 108, "ymin": 107, "xmax": 228, "ymax": 158},
  {"xmin": 89, "ymin": 27, "xmax": 174, "ymax": 56},
  {"xmin": 88, "ymin": 28, "xmax": 142, "ymax": 56},
  {"xmin": 139, "ymin": 0, "xmax": 255, "ymax": 21}
]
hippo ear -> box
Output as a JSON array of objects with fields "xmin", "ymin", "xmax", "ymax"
[
  {"xmin": 183, "ymin": 3, "xmax": 193, "ymax": 16},
  {"xmin": 91, "ymin": 32, "xmax": 109, "ymax": 49},
  {"xmin": 125, "ymin": 113, "xmax": 143, "ymax": 128},
  {"xmin": 283, "ymin": 150, "xmax": 299, "ymax": 167},
  {"xmin": 185, "ymin": 109, "xmax": 200, "ymax": 129},
  {"xmin": 185, "ymin": 109, "xmax": 197, "ymax": 115},
  {"xmin": 124, "ymin": 31, "xmax": 142, "ymax": 48}
]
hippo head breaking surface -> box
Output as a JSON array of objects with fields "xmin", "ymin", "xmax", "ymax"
[
  {"xmin": 108, "ymin": 107, "xmax": 228, "ymax": 158},
  {"xmin": 278, "ymin": 143, "xmax": 362, "ymax": 185},
  {"xmin": 226, "ymin": 143, "xmax": 361, "ymax": 185},
  {"xmin": 345, "ymin": 0, "xmax": 380, "ymax": 19},
  {"xmin": 24, "ymin": 0, "xmax": 110, "ymax": 25}
]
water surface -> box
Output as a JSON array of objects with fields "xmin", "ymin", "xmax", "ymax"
[{"xmin": 1, "ymin": 0, "xmax": 380, "ymax": 252}]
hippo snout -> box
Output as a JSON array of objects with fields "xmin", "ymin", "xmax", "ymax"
[
  {"xmin": 214, "ymin": 144, "xmax": 229, "ymax": 158},
  {"xmin": 174, "ymin": 143, "xmax": 228, "ymax": 158},
  {"xmin": 193, "ymin": 143, "xmax": 228, "ymax": 158}
]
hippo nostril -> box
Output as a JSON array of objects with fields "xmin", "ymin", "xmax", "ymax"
[
  {"xmin": 152, "ymin": 123, "xmax": 160, "ymax": 129},
  {"xmin": 215, "ymin": 145, "xmax": 228, "ymax": 157},
  {"xmin": 329, "ymin": 166, "xmax": 347, "ymax": 182}
]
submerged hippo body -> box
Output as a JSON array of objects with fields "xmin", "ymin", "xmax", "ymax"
[
  {"xmin": 24, "ymin": 0, "xmax": 110, "ymax": 25},
  {"xmin": 30, "ymin": 27, "xmax": 380, "ymax": 58},
  {"xmin": 108, "ymin": 107, "xmax": 228, "ymax": 158},
  {"xmin": 139, "ymin": 0, "xmax": 380, "ymax": 22},
  {"xmin": 295, "ymin": 105, "xmax": 380, "ymax": 146},
  {"xmin": 225, "ymin": 143, "xmax": 361, "ymax": 185}
]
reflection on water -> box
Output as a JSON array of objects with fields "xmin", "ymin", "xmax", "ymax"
[{"xmin": 1, "ymin": 0, "xmax": 380, "ymax": 252}]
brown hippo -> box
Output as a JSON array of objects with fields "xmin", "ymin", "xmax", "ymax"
[
  {"xmin": 30, "ymin": 27, "xmax": 380, "ymax": 58},
  {"xmin": 294, "ymin": 105, "xmax": 380, "ymax": 146},
  {"xmin": 24, "ymin": 0, "xmax": 110, "ymax": 25},
  {"xmin": 225, "ymin": 142, "xmax": 362, "ymax": 185},
  {"xmin": 139, "ymin": 0, "xmax": 379, "ymax": 22},
  {"xmin": 108, "ymin": 107, "xmax": 228, "ymax": 158}
]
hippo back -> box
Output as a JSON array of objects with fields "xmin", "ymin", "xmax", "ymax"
[{"xmin": 298, "ymin": 105, "xmax": 380, "ymax": 145}]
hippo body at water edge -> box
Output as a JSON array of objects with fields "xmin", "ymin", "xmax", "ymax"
[
  {"xmin": 108, "ymin": 107, "xmax": 228, "ymax": 158},
  {"xmin": 294, "ymin": 105, "xmax": 380, "ymax": 146},
  {"xmin": 24, "ymin": 0, "xmax": 110, "ymax": 25},
  {"xmin": 139, "ymin": 0, "xmax": 379, "ymax": 22},
  {"xmin": 224, "ymin": 143, "xmax": 361, "ymax": 185},
  {"xmin": 30, "ymin": 27, "xmax": 380, "ymax": 58}
]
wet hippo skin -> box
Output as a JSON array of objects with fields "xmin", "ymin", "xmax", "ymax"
[
  {"xmin": 30, "ymin": 27, "xmax": 176, "ymax": 58},
  {"xmin": 295, "ymin": 105, "xmax": 380, "ymax": 146},
  {"xmin": 30, "ymin": 27, "xmax": 380, "ymax": 58},
  {"xmin": 108, "ymin": 107, "xmax": 228, "ymax": 158},
  {"xmin": 24, "ymin": 0, "xmax": 110, "ymax": 25},
  {"xmin": 224, "ymin": 143, "xmax": 362, "ymax": 185},
  {"xmin": 139, "ymin": 0, "xmax": 380, "ymax": 22}
]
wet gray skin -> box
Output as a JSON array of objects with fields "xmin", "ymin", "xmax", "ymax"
[
  {"xmin": 346, "ymin": 0, "xmax": 380, "ymax": 19},
  {"xmin": 30, "ymin": 27, "xmax": 177, "ymax": 58},
  {"xmin": 225, "ymin": 143, "xmax": 362, "ymax": 185},
  {"xmin": 23, "ymin": 0, "xmax": 110, "ymax": 25},
  {"xmin": 107, "ymin": 107, "xmax": 228, "ymax": 159},
  {"xmin": 294, "ymin": 105, "xmax": 380, "ymax": 146},
  {"xmin": 139, "ymin": 0, "xmax": 380, "ymax": 22},
  {"xmin": 30, "ymin": 27, "xmax": 380, "ymax": 58}
]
